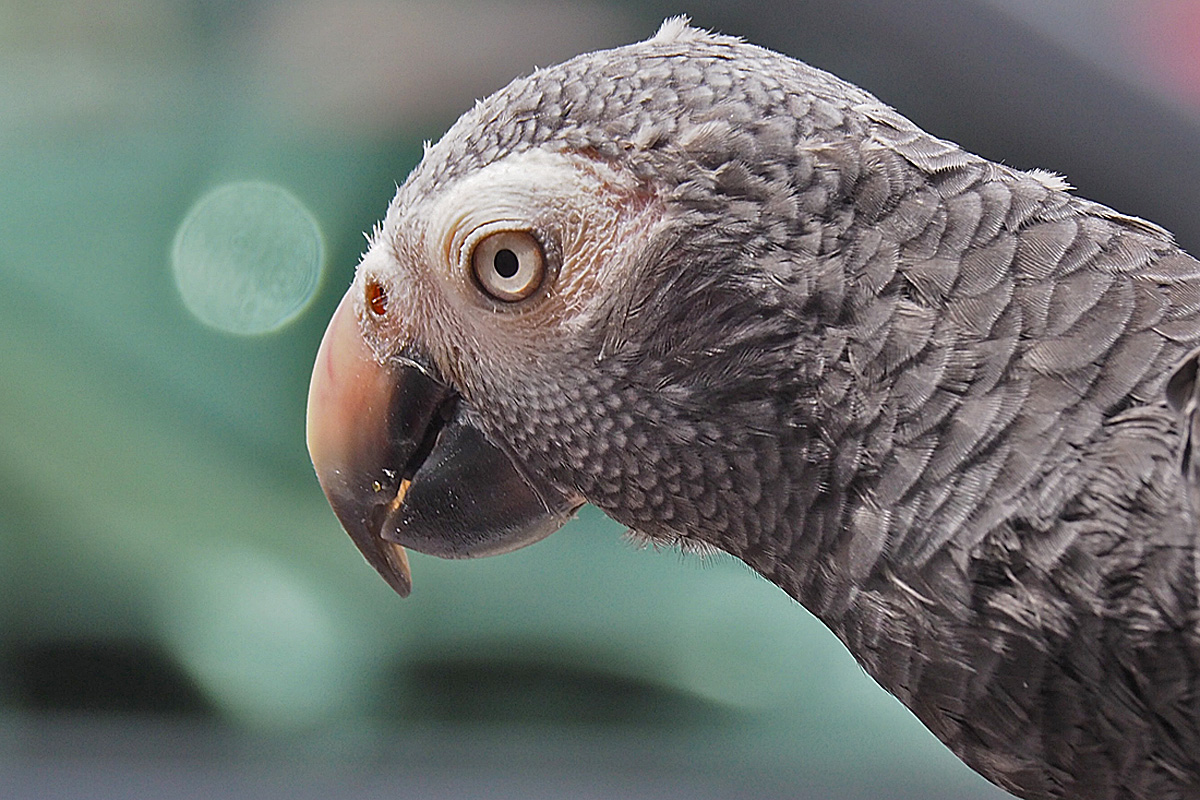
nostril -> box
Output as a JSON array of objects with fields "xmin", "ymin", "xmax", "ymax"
[{"xmin": 365, "ymin": 279, "xmax": 388, "ymax": 316}]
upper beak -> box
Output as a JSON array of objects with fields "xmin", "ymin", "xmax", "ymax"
[{"xmin": 306, "ymin": 289, "xmax": 583, "ymax": 597}]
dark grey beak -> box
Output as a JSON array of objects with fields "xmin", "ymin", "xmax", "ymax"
[{"xmin": 306, "ymin": 290, "xmax": 583, "ymax": 596}]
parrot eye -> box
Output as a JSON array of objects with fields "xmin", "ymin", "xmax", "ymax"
[
  {"xmin": 470, "ymin": 230, "xmax": 545, "ymax": 302},
  {"xmin": 365, "ymin": 279, "xmax": 388, "ymax": 316}
]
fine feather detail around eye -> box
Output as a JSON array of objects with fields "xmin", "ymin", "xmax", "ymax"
[{"xmin": 470, "ymin": 230, "xmax": 545, "ymax": 301}]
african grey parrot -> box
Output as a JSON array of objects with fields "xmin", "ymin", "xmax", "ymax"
[{"xmin": 306, "ymin": 18, "xmax": 1200, "ymax": 800}]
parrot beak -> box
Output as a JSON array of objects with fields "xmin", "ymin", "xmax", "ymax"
[{"xmin": 306, "ymin": 289, "xmax": 583, "ymax": 597}]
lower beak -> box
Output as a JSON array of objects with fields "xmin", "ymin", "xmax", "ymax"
[{"xmin": 306, "ymin": 289, "xmax": 583, "ymax": 597}]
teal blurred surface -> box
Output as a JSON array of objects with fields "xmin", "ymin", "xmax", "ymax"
[{"xmin": 17, "ymin": 0, "xmax": 1187, "ymax": 797}]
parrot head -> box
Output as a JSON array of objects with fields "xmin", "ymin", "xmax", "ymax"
[
  {"xmin": 304, "ymin": 144, "xmax": 640, "ymax": 595},
  {"xmin": 307, "ymin": 19, "xmax": 822, "ymax": 595}
]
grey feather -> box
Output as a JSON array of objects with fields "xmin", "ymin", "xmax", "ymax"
[{"xmin": 390, "ymin": 20, "xmax": 1200, "ymax": 800}]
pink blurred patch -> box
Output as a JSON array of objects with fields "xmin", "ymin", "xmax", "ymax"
[{"xmin": 1116, "ymin": 0, "xmax": 1200, "ymax": 109}]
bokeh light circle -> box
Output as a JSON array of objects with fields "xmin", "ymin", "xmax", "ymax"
[{"xmin": 172, "ymin": 181, "xmax": 323, "ymax": 334}]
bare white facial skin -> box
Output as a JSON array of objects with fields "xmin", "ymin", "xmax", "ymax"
[{"xmin": 352, "ymin": 148, "xmax": 665, "ymax": 394}]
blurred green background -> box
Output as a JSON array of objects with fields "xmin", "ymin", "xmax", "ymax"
[{"xmin": 4, "ymin": 1, "xmax": 1200, "ymax": 797}]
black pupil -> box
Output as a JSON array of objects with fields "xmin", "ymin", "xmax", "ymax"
[{"xmin": 493, "ymin": 248, "xmax": 519, "ymax": 279}]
